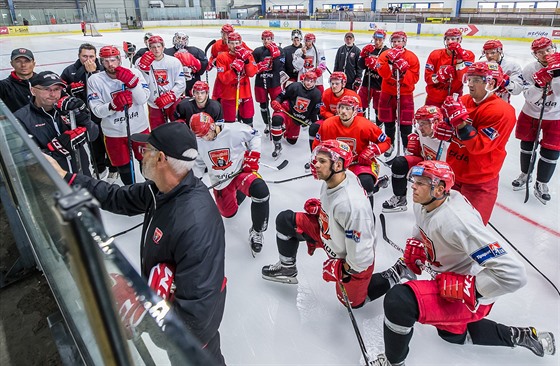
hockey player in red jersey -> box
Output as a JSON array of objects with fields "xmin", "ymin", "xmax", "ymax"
[
  {"xmin": 433, "ymin": 61, "xmax": 516, "ymax": 224},
  {"xmin": 424, "ymin": 28, "xmax": 475, "ymax": 108},
  {"xmin": 512, "ymin": 37, "xmax": 559, "ymax": 204},
  {"xmin": 482, "ymin": 39, "xmax": 525, "ymax": 102},
  {"xmin": 369, "ymin": 160, "xmax": 555, "ymax": 366},
  {"xmin": 319, "ymin": 71, "xmax": 361, "ymax": 120},
  {"xmin": 292, "ymin": 33, "xmax": 327, "ymax": 93},
  {"xmin": 215, "ymin": 32, "xmax": 257, "ymax": 125},
  {"xmin": 164, "ymin": 32, "xmax": 208, "ymax": 96},
  {"xmin": 376, "ymin": 31, "xmax": 420, "ymax": 158}
]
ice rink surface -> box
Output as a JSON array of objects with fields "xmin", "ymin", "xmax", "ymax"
[{"xmin": 1, "ymin": 27, "xmax": 558, "ymax": 365}]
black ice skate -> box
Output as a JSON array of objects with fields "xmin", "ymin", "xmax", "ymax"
[
  {"xmin": 262, "ymin": 261, "xmax": 298, "ymax": 284},
  {"xmin": 272, "ymin": 142, "xmax": 282, "ymax": 159},
  {"xmin": 534, "ymin": 181, "xmax": 551, "ymax": 205},
  {"xmin": 512, "ymin": 172, "xmax": 531, "ymax": 191},
  {"xmin": 249, "ymin": 228, "xmax": 263, "ymax": 258},
  {"xmin": 370, "ymin": 353, "xmax": 405, "ymax": 366},
  {"xmin": 382, "ymin": 195, "xmax": 407, "ymax": 213},
  {"xmin": 511, "ymin": 326, "xmax": 556, "ymax": 357},
  {"xmin": 381, "ymin": 258, "xmax": 417, "ymax": 287}
]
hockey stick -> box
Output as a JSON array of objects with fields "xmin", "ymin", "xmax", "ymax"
[
  {"xmin": 282, "ymin": 109, "xmax": 312, "ymax": 127},
  {"xmin": 84, "ymin": 72, "xmax": 100, "ymax": 179},
  {"xmin": 435, "ymin": 52, "xmax": 456, "ymax": 161},
  {"xmin": 235, "ymin": 72, "xmax": 241, "ymax": 120},
  {"xmin": 338, "ymin": 282, "xmax": 375, "ymax": 366},
  {"xmin": 122, "ymin": 84, "xmax": 136, "ymax": 184},
  {"xmin": 112, "ymin": 221, "xmax": 143, "ymax": 238},
  {"xmin": 488, "ymin": 221, "xmax": 559, "ymax": 296},
  {"xmin": 132, "ymin": 335, "xmax": 156, "ymax": 366},
  {"xmin": 524, "ymin": 83, "xmax": 549, "ymax": 203},
  {"xmin": 68, "ymin": 110, "xmax": 83, "ymax": 174},
  {"xmin": 149, "ymin": 65, "xmax": 169, "ymax": 124},
  {"xmin": 204, "ymin": 39, "xmax": 217, "ymax": 84},
  {"xmin": 384, "ymin": 69, "xmax": 402, "ymax": 166},
  {"xmin": 265, "ymin": 173, "xmax": 312, "ymax": 184},
  {"xmin": 207, "ymin": 169, "xmax": 243, "ymax": 190},
  {"xmin": 261, "ymin": 160, "xmax": 289, "ymax": 171},
  {"xmin": 379, "ymin": 214, "xmax": 437, "ymax": 279}
]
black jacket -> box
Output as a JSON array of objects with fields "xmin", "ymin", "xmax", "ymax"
[
  {"xmin": 164, "ymin": 46, "xmax": 209, "ymax": 93},
  {"xmin": 282, "ymin": 44, "xmax": 302, "ymax": 80},
  {"xmin": 253, "ymin": 45, "xmax": 285, "ymax": 88},
  {"xmin": 68, "ymin": 172, "xmax": 226, "ymax": 344},
  {"xmin": 60, "ymin": 59, "xmax": 104, "ymax": 124},
  {"xmin": 0, "ymin": 71, "xmax": 35, "ymax": 113},
  {"xmin": 333, "ymin": 44, "xmax": 362, "ymax": 86},
  {"xmin": 175, "ymin": 98, "xmax": 223, "ymax": 123}
]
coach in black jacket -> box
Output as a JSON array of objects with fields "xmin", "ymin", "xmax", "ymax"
[
  {"xmin": 333, "ymin": 32, "xmax": 363, "ymax": 90},
  {"xmin": 0, "ymin": 48, "xmax": 37, "ymax": 113}
]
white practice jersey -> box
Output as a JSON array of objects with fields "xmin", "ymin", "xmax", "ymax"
[
  {"xmin": 319, "ymin": 171, "xmax": 376, "ymax": 273},
  {"xmin": 293, "ymin": 46, "xmax": 327, "ymax": 88},
  {"xmin": 87, "ymin": 69, "xmax": 150, "ymax": 138},
  {"xmin": 412, "ymin": 191, "xmax": 527, "ymax": 304},
  {"xmin": 495, "ymin": 57, "xmax": 526, "ymax": 102},
  {"xmin": 197, "ymin": 122, "xmax": 261, "ymax": 190},
  {"xmin": 136, "ymin": 55, "xmax": 186, "ymax": 109},
  {"xmin": 419, "ymin": 133, "xmax": 448, "ymax": 161},
  {"xmin": 521, "ymin": 61, "xmax": 560, "ymax": 120}
]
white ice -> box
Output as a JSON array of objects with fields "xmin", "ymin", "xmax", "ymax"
[{"xmin": 1, "ymin": 28, "xmax": 558, "ymax": 366}]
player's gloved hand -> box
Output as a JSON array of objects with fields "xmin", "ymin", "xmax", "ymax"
[
  {"xmin": 231, "ymin": 59, "xmax": 245, "ymax": 73},
  {"xmin": 546, "ymin": 53, "xmax": 560, "ymax": 77},
  {"xmin": 533, "ymin": 68, "xmax": 553, "ymax": 88},
  {"xmin": 436, "ymin": 272, "xmax": 478, "ymax": 312},
  {"xmin": 360, "ymin": 44, "xmax": 375, "ymax": 58},
  {"xmin": 69, "ymin": 81, "xmax": 85, "ymax": 96},
  {"xmin": 242, "ymin": 150, "xmax": 261, "ymax": 172},
  {"xmin": 174, "ymin": 51, "xmax": 201, "ymax": 73},
  {"xmin": 404, "ymin": 238, "xmax": 426, "ymax": 275},
  {"xmin": 393, "ymin": 58, "xmax": 409, "ymax": 74},
  {"xmin": 358, "ymin": 144, "xmax": 382, "ymax": 166},
  {"xmin": 266, "ymin": 42, "xmax": 281, "ymax": 58},
  {"xmin": 365, "ymin": 55, "xmax": 378, "ymax": 70},
  {"xmin": 206, "ymin": 57, "xmax": 215, "ymax": 71},
  {"xmin": 499, "ymin": 73, "xmax": 510, "ymax": 89},
  {"xmin": 257, "ymin": 59, "xmax": 271, "ymax": 73},
  {"xmin": 115, "ymin": 66, "xmax": 139, "ymax": 88},
  {"xmin": 447, "ymin": 42, "xmax": 469, "ymax": 59},
  {"xmin": 304, "ymin": 198, "xmax": 321, "ymax": 216},
  {"xmin": 110, "ymin": 273, "xmax": 148, "ymax": 339},
  {"xmin": 436, "ymin": 65, "xmax": 455, "ymax": 84},
  {"xmin": 47, "ymin": 127, "xmax": 87, "ymax": 156},
  {"xmin": 148, "ymin": 263, "xmax": 176, "ymax": 301},
  {"xmin": 314, "ymin": 67, "xmax": 323, "ymax": 78},
  {"xmin": 406, "ymin": 132, "xmax": 421, "ymax": 156},
  {"xmin": 433, "ymin": 121, "xmax": 454, "ymax": 141},
  {"xmin": 322, "ymin": 258, "xmax": 345, "ymax": 283},
  {"xmin": 154, "ymin": 91, "xmax": 177, "ymax": 109},
  {"xmin": 353, "ymin": 78, "xmax": 362, "ymax": 91},
  {"xmin": 271, "ymin": 100, "xmax": 284, "ymax": 112},
  {"xmin": 306, "ymin": 240, "xmax": 318, "ymax": 256},
  {"xmin": 110, "ymin": 90, "xmax": 133, "ymax": 111},
  {"xmin": 137, "ymin": 51, "xmax": 156, "ymax": 71},
  {"xmin": 235, "ymin": 46, "xmax": 252, "ymax": 61},
  {"xmin": 124, "ymin": 42, "xmax": 136, "ymax": 57},
  {"xmin": 442, "ymin": 96, "xmax": 469, "ymax": 127},
  {"xmin": 386, "ymin": 47, "xmax": 404, "ymax": 63},
  {"xmin": 56, "ymin": 96, "xmax": 86, "ymax": 115}
]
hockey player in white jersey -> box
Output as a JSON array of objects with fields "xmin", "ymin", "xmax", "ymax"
[
  {"xmin": 370, "ymin": 160, "xmax": 555, "ymax": 366},
  {"xmin": 482, "ymin": 39, "xmax": 525, "ymax": 102},
  {"xmin": 512, "ymin": 37, "xmax": 560, "ymax": 204},
  {"xmin": 292, "ymin": 33, "xmax": 327, "ymax": 92},
  {"xmin": 189, "ymin": 112, "xmax": 270, "ymax": 256},
  {"xmin": 87, "ymin": 45, "xmax": 150, "ymax": 185}
]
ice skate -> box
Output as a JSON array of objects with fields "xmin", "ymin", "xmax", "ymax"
[
  {"xmin": 382, "ymin": 195, "xmax": 407, "ymax": 213},
  {"xmin": 512, "ymin": 172, "xmax": 531, "ymax": 191},
  {"xmin": 107, "ymin": 171, "xmax": 120, "ymax": 183},
  {"xmin": 370, "ymin": 353, "xmax": 405, "ymax": 366},
  {"xmin": 534, "ymin": 181, "xmax": 550, "ymax": 205},
  {"xmin": 262, "ymin": 261, "xmax": 298, "ymax": 284},
  {"xmin": 384, "ymin": 145, "xmax": 394, "ymax": 158},
  {"xmin": 249, "ymin": 228, "xmax": 263, "ymax": 258},
  {"xmin": 381, "ymin": 258, "xmax": 417, "ymax": 286},
  {"xmin": 272, "ymin": 142, "xmax": 282, "ymax": 159},
  {"xmin": 511, "ymin": 326, "xmax": 556, "ymax": 357},
  {"xmin": 375, "ymin": 175, "xmax": 389, "ymax": 189}
]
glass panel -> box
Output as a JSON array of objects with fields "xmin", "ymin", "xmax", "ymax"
[
  {"xmin": 536, "ymin": 1, "xmax": 557, "ymax": 8},
  {"xmin": 515, "ymin": 2, "xmax": 535, "ymax": 8},
  {"xmin": 478, "ymin": 2, "xmax": 497, "ymax": 8}
]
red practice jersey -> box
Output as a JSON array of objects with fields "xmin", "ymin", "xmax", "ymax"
[
  {"xmin": 216, "ymin": 52, "xmax": 257, "ymax": 100},
  {"xmin": 320, "ymin": 88, "xmax": 362, "ymax": 119},
  {"xmin": 425, "ymin": 48, "xmax": 475, "ymax": 105},
  {"xmin": 376, "ymin": 48, "xmax": 420, "ymax": 96}
]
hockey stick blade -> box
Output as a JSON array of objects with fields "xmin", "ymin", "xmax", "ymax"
[
  {"xmin": 261, "ymin": 160, "xmax": 289, "ymax": 171},
  {"xmin": 265, "ymin": 173, "xmax": 312, "ymax": 184},
  {"xmin": 204, "ymin": 39, "xmax": 217, "ymax": 54}
]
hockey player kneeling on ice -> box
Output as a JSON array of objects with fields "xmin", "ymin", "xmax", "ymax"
[
  {"xmin": 369, "ymin": 161, "xmax": 555, "ymax": 366},
  {"xmin": 190, "ymin": 112, "xmax": 270, "ymax": 257},
  {"xmin": 262, "ymin": 140, "xmax": 416, "ymax": 308}
]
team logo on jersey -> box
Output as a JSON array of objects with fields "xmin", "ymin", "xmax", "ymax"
[
  {"xmin": 153, "ymin": 227, "xmax": 163, "ymax": 244},
  {"xmin": 345, "ymin": 230, "xmax": 361, "ymax": 243},
  {"xmin": 303, "ymin": 56, "xmax": 314, "ymax": 69},
  {"xmin": 88, "ymin": 92, "xmax": 99, "ymax": 101},
  {"xmin": 419, "ymin": 228, "xmax": 442, "ymax": 267},
  {"xmin": 424, "ymin": 145, "xmax": 437, "ymax": 160},
  {"xmin": 470, "ymin": 242, "xmax": 507, "ymax": 265},
  {"xmin": 294, "ymin": 97, "xmax": 310, "ymax": 114},
  {"xmin": 208, "ymin": 148, "xmax": 233, "ymax": 170},
  {"xmin": 336, "ymin": 137, "xmax": 357, "ymax": 153},
  {"xmin": 153, "ymin": 69, "xmax": 169, "ymax": 86},
  {"xmin": 319, "ymin": 208, "xmax": 331, "ymax": 241}
]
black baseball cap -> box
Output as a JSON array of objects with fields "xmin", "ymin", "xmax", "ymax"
[
  {"xmin": 345, "ymin": 32, "xmax": 354, "ymax": 39},
  {"xmin": 30, "ymin": 71, "xmax": 66, "ymax": 87},
  {"xmin": 11, "ymin": 48, "xmax": 34, "ymax": 61},
  {"xmin": 131, "ymin": 122, "xmax": 198, "ymax": 161}
]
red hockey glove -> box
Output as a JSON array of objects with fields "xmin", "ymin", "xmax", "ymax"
[
  {"xmin": 304, "ymin": 198, "xmax": 321, "ymax": 216},
  {"xmin": 533, "ymin": 68, "xmax": 552, "ymax": 88},
  {"xmin": 404, "ymin": 238, "xmax": 426, "ymax": 275},
  {"xmin": 231, "ymin": 59, "xmax": 245, "ymax": 73},
  {"xmin": 137, "ymin": 51, "xmax": 156, "ymax": 71},
  {"xmin": 47, "ymin": 127, "xmax": 87, "ymax": 156},
  {"xmin": 242, "ymin": 150, "xmax": 260, "ymax": 172},
  {"xmin": 307, "ymin": 241, "xmax": 318, "ymax": 256},
  {"xmin": 406, "ymin": 132, "xmax": 421, "ymax": 156},
  {"xmin": 442, "ymin": 96, "xmax": 469, "ymax": 127},
  {"xmin": 447, "ymin": 42, "xmax": 469, "ymax": 60},
  {"xmin": 266, "ymin": 42, "xmax": 281, "ymax": 58},
  {"xmin": 206, "ymin": 56, "xmax": 216, "ymax": 71},
  {"xmin": 360, "ymin": 44, "xmax": 375, "ymax": 58},
  {"xmin": 155, "ymin": 91, "xmax": 177, "ymax": 109},
  {"xmin": 148, "ymin": 263, "xmax": 176, "ymax": 301},
  {"xmin": 110, "ymin": 273, "xmax": 147, "ymax": 339},
  {"xmin": 69, "ymin": 81, "xmax": 85, "ymax": 96},
  {"xmin": 365, "ymin": 55, "xmax": 378, "ymax": 70},
  {"xmin": 393, "ymin": 58, "xmax": 409, "ymax": 74},
  {"xmin": 386, "ymin": 47, "xmax": 404, "ymax": 63},
  {"xmin": 436, "ymin": 272, "xmax": 478, "ymax": 312},
  {"xmin": 358, "ymin": 144, "xmax": 381, "ymax": 166},
  {"xmin": 115, "ymin": 66, "xmax": 139, "ymax": 88},
  {"xmin": 235, "ymin": 46, "xmax": 252, "ymax": 61},
  {"xmin": 322, "ymin": 258, "xmax": 344, "ymax": 283},
  {"xmin": 174, "ymin": 51, "xmax": 201, "ymax": 73},
  {"xmin": 56, "ymin": 96, "xmax": 86, "ymax": 115},
  {"xmin": 110, "ymin": 90, "xmax": 133, "ymax": 112},
  {"xmin": 257, "ymin": 59, "xmax": 272, "ymax": 73},
  {"xmin": 314, "ymin": 67, "xmax": 323, "ymax": 78},
  {"xmin": 499, "ymin": 73, "xmax": 510, "ymax": 89},
  {"xmin": 352, "ymin": 78, "xmax": 362, "ymax": 91},
  {"xmin": 546, "ymin": 53, "xmax": 560, "ymax": 77},
  {"xmin": 436, "ymin": 65, "xmax": 455, "ymax": 84},
  {"xmin": 433, "ymin": 121, "xmax": 454, "ymax": 141},
  {"xmin": 271, "ymin": 100, "xmax": 284, "ymax": 113}
]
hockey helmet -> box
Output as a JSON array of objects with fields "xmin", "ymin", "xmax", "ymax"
[
  {"xmin": 463, "ymin": 61, "xmax": 503, "ymax": 88},
  {"xmin": 329, "ymin": 71, "xmax": 347, "ymax": 86},
  {"xmin": 221, "ymin": 24, "xmax": 234, "ymax": 34},
  {"xmin": 337, "ymin": 95, "xmax": 360, "ymax": 110},
  {"xmin": 310, "ymin": 139, "xmax": 353, "ymax": 179},
  {"xmin": 144, "ymin": 32, "xmax": 153, "ymax": 41},
  {"xmin": 192, "ymin": 81, "xmax": 210, "ymax": 93},
  {"xmin": 173, "ymin": 32, "xmax": 189, "ymax": 49},
  {"xmin": 302, "ymin": 70, "xmax": 318, "ymax": 82},
  {"xmin": 373, "ymin": 29, "xmax": 387, "ymax": 39},
  {"xmin": 444, "ymin": 28, "xmax": 463, "ymax": 41},
  {"xmin": 99, "ymin": 45, "xmax": 120, "ymax": 59},
  {"xmin": 390, "ymin": 31, "xmax": 407, "ymax": 45},
  {"xmin": 414, "ymin": 105, "xmax": 443, "ymax": 128},
  {"xmin": 227, "ymin": 32, "xmax": 242, "ymax": 42},
  {"xmin": 291, "ymin": 29, "xmax": 303, "ymax": 40},
  {"xmin": 261, "ymin": 30, "xmax": 274, "ymax": 40},
  {"xmin": 189, "ymin": 112, "xmax": 214, "ymax": 137},
  {"xmin": 483, "ymin": 39, "xmax": 503, "ymax": 52},
  {"xmin": 304, "ymin": 33, "xmax": 316, "ymax": 43},
  {"xmin": 407, "ymin": 160, "xmax": 455, "ymax": 195},
  {"xmin": 148, "ymin": 35, "xmax": 165, "ymax": 47},
  {"xmin": 531, "ymin": 37, "xmax": 553, "ymax": 52}
]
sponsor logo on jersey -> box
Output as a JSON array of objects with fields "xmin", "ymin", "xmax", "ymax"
[
  {"xmin": 153, "ymin": 227, "xmax": 163, "ymax": 244},
  {"xmin": 481, "ymin": 127, "xmax": 498, "ymax": 140},
  {"xmin": 470, "ymin": 241, "xmax": 507, "ymax": 265},
  {"xmin": 294, "ymin": 96, "xmax": 310, "ymax": 113},
  {"xmin": 345, "ymin": 230, "xmax": 361, "ymax": 243},
  {"xmin": 208, "ymin": 148, "xmax": 233, "ymax": 170},
  {"xmin": 336, "ymin": 137, "xmax": 357, "ymax": 153},
  {"xmin": 319, "ymin": 208, "xmax": 331, "ymax": 240},
  {"xmin": 153, "ymin": 69, "xmax": 169, "ymax": 86}
]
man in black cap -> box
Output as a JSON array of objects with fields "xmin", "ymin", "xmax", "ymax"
[
  {"xmin": 45, "ymin": 122, "xmax": 227, "ymax": 365},
  {"xmin": 15, "ymin": 71, "xmax": 98, "ymax": 176},
  {"xmin": 333, "ymin": 32, "xmax": 363, "ymax": 91},
  {"xmin": 0, "ymin": 48, "xmax": 37, "ymax": 112}
]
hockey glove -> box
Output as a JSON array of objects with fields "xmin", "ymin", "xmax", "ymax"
[
  {"xmin": 358, "ymin": 144, "xmax": 382, "ymax": 166},
  {"xmin": 231, "ymin": 59, "xmax": 245, "ymax": 74},
  {"xmin": 436, "ymin": 65, "xmax": 455, "ymax": 84},
  {"xmin": 314, "ymin": 67, "xmax": 323, "ymax": 78},
  {"xmin": 546, "ymin": 53, "xmax": 560, "ymax": 77},
  {"xmin": 533, "ymin": 68, "xmax": 552, "ymax": 88},
  {"xmin": 442, "ymin": 96, "xmax": 469, "ymax": 127},
  {"xmin": 47, "ymin": 127, "xmax": 87, "ymax": 156},
  {"xmin": 137, "ymin": 51, "xmax": 156, "ymax": 72},
  {"xmin": 433, "ymin": 121, "xmax": 454, "ymax": 142},
  {"xmin": 174, "ymin": 51, "xmax": 201, "ymax": 73},
  {"xmin": 242, "ymin": 150, "xmax": 261, "ymax": 173},
  {"xmin": 404, "ymin": 238, "xmax": 426, "ymax": 275},
  {"xmin": 69, "ymin": 81, "xmax": 85, "ymax": 96},
  {"xmin": 436, "ymin": 272, "xmax": 478, "ymax": 312},
  {"xmin": 499, "ymin": 73, "xmax": 510, "ymax": 89},
  {"xmin": 393, "ymin": 58, "xmax": 409, "ymax": 74},
  {"xmin": 206, "ymin": 57, "xmax": 216, "ymax": 71},
  {"xmin": 352, "ymin": 78, "xmax": 362, "ymax": 91},
  {"xmin": 303, "ymin": 198, "xmax": 321, "ymax": 216},
  {"xmin": 271, "ymin": 100, "xmax": 284, "ymax": 113},
  {"xmin": 115, "ymin": 66, "xmax": 139, "ymax": 88},
  {"xmin": 447, "ymin": 42, "xmax": 469, "ymax": 60},
  {"xmin": 266, "ymin": 42, "xmax": 281, "ymax": 59},
  {"xmin": 406, "ymin": 132, "xmax": 421, "ymax": 156},
  {"xmin": 386, "ymin": 47, "xmax": 404, "ymax": 63},
  {"xmin": 257, "ymin": 59, "xmax": 272, "ymax": 73},
  {"xmin": 155, "ymin": 91, "xmax": 177, "ymax": 109},
  {"xmin": 360, "ymin": 44, "xmax": 375, "ymax": 58},
  {"xmin": 110, "ymin": 273, "xmax": 147, "ymax": 339},
  {"xmin": 56, "ymin": 96, "xmax": 86, "ymax": 115},
  {"xmin": 234, "ymin": 46, "xmax": 252, "ymax": 61},
  {"xmin": 322, "ymin": 258, "xmax": 345, "ymax": 283},
  {"xmin": 365, "ymin": 55, "xmax": 378, "ymax": 70},
  {"xmin": 110, "ymin": 90, "xmax": 133, "ymax": 112},
  {"xmin": 148, "ymin": 263, "xmax": 176, "ymax": 301}
]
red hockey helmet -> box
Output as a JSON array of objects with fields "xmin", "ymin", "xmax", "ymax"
[
  {"xmin": 310, "ymin": 139, "xmax": 353, "ymax": 179},
  {"xmin": 221, "ymin": 24, "xmax": 234, "ymax": 34},
  {"xmin": 531, "ymin": 37, "xmax": 553, "ymax": 52},
  {"xmin": 483, "ymin": 39, "xmax": 503, "ymax": 52},
  {"xmin": 192, "ymin": 81, "xmax": 210, "ymax": 93},
  {"xmin": 373, "ymin": 29, "xmax": 387, "ymax": 39},
  {"xmin": 337, "ymin": 95, "xmax": 360, "ymax": 110},
  {"xmin": 414, "ymin": 105, "xmax": 443, "ymax": 127},
  {"xmin": 304, "ymin": 33, "xmax": 316, "ymax": 42},
  {"xmin": 261, "ymin": 30, "xmax": 274, "ymax": 40},
  {"xmin": 329, "ymin": 71, "xmax": 347, "ymax": 86},
  {"xmin": 148, "ymin": 35, "xmax": 165, "ymax": 47},
  {"xmin": 408, "ymin": 160, "xmax": 455, "ymax": 194},
  {"xmin": 390, "ymin": 31, "xmax": 407, "ymax": 45},
  {"xmin": 444, "ymin": 28, "xmax": 463, "ymax": 41},
  {"xmin": 227, "ymin": 32, "xmax": 242, "ymax": 42},
  {"xmin": 464, "ymin": 61, "xmax": 503, "ymax": 88},
  {"xmin": 99, "ymin": 46, "xmax": 120, "ymax": 58},
  {"xmin": 189, "ymin": 112, "xmax": 214, "ymax": 137},
  {"xmin": 302, "ymin": 70, "xmax": 318, "ymax": 82}
]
